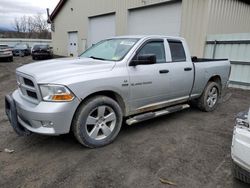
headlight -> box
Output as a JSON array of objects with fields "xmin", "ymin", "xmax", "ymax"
[
  {"xmin": 235, "ymin": 111, "xmax": 249, "ymax": 128},
  {"xmin": 3, "ymin": 51, "xmax": 12, "ymax": 54},
  {"xmin": 236, "ymin": 118, "xmax": 249, "ymax": 128},
  {"xmin": 39, "ymin": 84, "xmax": 75, "ymax": 102}
]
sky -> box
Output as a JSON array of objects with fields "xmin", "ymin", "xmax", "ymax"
[{"xmin": 0, "ymin": 0, "xmax": 60, "ymax": 30}]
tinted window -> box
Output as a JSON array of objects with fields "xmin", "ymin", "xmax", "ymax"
[
  {"xmin": 33, "ymin": 45, "xmax": 49, "ymax": 50},
  {"xmin": 136, "ymin": 41, "xmax": 166, "ymax": 63},
  {"xmin": 14, "ymin": 44, "xmax": 28, "ymax": 49},
  {"xmin": 168, "ymin": 40, "xmax": 186, "ymax": 62},
  {"xmin": 0, "ymin": 45, "xmax": 8, "ymax": 49}
]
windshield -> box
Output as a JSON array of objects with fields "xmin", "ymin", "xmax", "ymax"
[
  {"xmin": 15, "ymin": 44, "xmax": 27, "ymax": 49},
  {"xmin": 0, "ymin": 45, "xmax": 8, "ymax": 49},
  {"xmin": 33, "ymin": 45, "xmax": 49, "ymax": 49},
  {"xmin": 80, "ymin": 38, "xmax": 139, "ymax": 61}
]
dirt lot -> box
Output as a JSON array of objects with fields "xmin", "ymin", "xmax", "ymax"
[{"xmin": 0, "ymin": 56, "xmax": 250, "ymax": 188}]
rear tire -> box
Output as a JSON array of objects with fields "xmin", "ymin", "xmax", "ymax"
[
  {"xmin": 232, "ymin": 162, "xmax": 250, "ymax": 184},
  {"xmin": 72, "ymin": 96, "xmax": 123, "ymax": 148},
  {"xmin": 196, "ymin": 81, "xmax": 221, "ymax": 112}
]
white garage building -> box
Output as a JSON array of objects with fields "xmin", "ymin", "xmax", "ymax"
[{"xmin": 49, "ymin": 0, "xmax": 250, "ymax": 58}]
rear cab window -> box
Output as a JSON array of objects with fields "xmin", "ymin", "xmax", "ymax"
[{"xmin": 167, "ymin": 39, "xmax": 186, "ymax": 62}]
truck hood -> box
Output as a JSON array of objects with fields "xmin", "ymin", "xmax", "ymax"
[{"xmin": 17, "ymin": 57, "xmax": 115, "ymax": 83}]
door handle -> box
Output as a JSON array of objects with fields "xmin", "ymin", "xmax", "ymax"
[
  {"xmin": 184, "ymin": 67, "xmax": 192, "ymax": 71},
  {"xmin": 159, "ymin": 70, "xmax": 169, "ymax": 74}
]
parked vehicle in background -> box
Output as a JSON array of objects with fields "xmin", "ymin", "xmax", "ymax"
[
  {"xmin": 5, "ymin": 35, "xmax": 231, "ymax": 148},
  {"xmin": 0, "ymin": 44, "xmax": 13, "ymax": 62},
  {"xmin": 31, "ymin": 44, "xmax": 53, "ymax": 60},
  {"xmin": 232, "ymin": 108, "xmax": 250, "ymax": 184},
  {"xmin": 7, "ymin": 44, "xmax": 15, "ymax": 52},
  {"xmin": 13, "ymin": 44, "xmax": 31, "ymax": 56}
]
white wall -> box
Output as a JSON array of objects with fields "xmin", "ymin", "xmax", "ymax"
[{"xmin": 0, "ymin": 38, "xmax": 52, "ymax": 48}]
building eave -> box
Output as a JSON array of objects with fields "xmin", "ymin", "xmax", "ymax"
[{"xmin": 50, "ymin": 0, "xmax": 67, "ymax": 21}]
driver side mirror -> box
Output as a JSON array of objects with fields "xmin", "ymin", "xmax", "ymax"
[{"xmin": 130, "ymin": 54, "xmax": 156, "ymax": 66}]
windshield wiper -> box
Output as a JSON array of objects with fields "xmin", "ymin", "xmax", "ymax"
[{"xmin": 89, "ymin": 56, "xmax": 107, "ymax": 61}]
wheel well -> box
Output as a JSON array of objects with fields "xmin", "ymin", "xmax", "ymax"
[
  {"xmin": 79, "ymin": 91, "xmax": 126, "ymax": 116},
  {"xmin": 209, "ymin": 75, "xmax": 221, "ymax": 86},
  {"xmin": 208, "ymin": 75, "xmax": 222, "ymax": 94}
]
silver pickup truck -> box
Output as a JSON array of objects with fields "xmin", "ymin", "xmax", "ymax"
[{"xmin": 5, "ymin": 35, "xmax": 231, "ymax": 148}]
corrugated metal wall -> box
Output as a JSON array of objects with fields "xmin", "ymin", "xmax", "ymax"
[
  {"xmin": 180, "ymin": 0, "xmax": 210, "ymax": 57},
  {"xmin": 51, "ymin": 0, "xmax": 250, "ymax": 57},
  {"xmin": 204, "ymin": 33, "xmax": 250, "ymax": 89},
  {"xmin": 180, "ymin": 0, "xmax": 250, "ymax": 57},
  {"xmin": 207, "ymin": 0, "xmax": 250, "ymax": 35},
  {"xmin": 52, "ymin": 0, "xmax": 177, "ymax": 56}
]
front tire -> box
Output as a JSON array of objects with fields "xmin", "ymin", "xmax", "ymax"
[
  {"xmin": 196, "ymin": 81, "xmax": 221, "ymax": 112},
  {"xmin": 8, "ymin": 57, "xmax": 13, "ymax": 62},
  {"xmin": 33, "ymin": 56, "xmax": 38, "ymax": 60},
  {"xmin": 72, "ymin": 96, "xmax": 123, "ymax": 148}
]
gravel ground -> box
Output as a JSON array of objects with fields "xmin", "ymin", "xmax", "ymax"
[{"xmin": 0, "ymin": 56, "xmax": 250, "ymax": 188}]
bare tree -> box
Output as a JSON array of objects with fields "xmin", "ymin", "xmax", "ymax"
[
  {"xmin": 13, "ymin": 18, "xmax": 21, "ymax": 33},
  {"xmin": 27, "ymin": 16, "xmax": 35, "ymax": 38},
  {"xmin": 20, "ymin": 16, "xmax": 27, "ymax": 33},
  {"xmin": 12, "ymin": 14, "xmax": 51, "ymax": 39}
]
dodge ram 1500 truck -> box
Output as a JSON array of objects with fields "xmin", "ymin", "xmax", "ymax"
[{"xmin": 5, "ymin": 35, "xmax": 231, "ymax": 148}]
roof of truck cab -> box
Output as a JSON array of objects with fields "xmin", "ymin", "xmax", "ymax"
[{"xmin": 109, "ymin": 35, "xmax": 185, "ymax": 40}]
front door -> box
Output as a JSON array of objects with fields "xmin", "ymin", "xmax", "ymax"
[
  {"xmin": 68, "ymin": 32, "xmax": 78, "ymax": 57},
  {"xmin": 128, "ymin": 39, "xmax": 171, "ymax": 113}
]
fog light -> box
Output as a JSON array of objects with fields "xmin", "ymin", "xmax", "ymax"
[{"xmin": 41, "ymin": 121, "xmax": 54, "ymax": 127}]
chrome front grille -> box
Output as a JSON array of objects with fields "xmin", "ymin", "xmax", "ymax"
[{"xmin": 16, "ymin": 73, "xmax": 39, "ymax": 103}]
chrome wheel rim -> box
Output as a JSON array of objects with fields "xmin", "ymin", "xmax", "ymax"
[
  {"xmin": 207, "ymin": 86, "xmax": 218, "ymax": 108},
  {"xmin": 85, "ymin": 105, "xmax": 116, "ymax": 140}
]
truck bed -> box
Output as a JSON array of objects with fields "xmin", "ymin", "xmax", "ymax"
[
  {"xmin": 191, "ymin": 56, "xmax": 228, "ymax": 63},
  {"xmin": 190, "ymin": 57, "xmax": 231, "ymax": 98}
]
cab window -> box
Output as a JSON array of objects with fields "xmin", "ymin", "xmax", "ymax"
[
  {"xmin": 136, "ymin": 41, "xmax": 166, "ymax": 63},
  {"xmin": 168, "ymin": 40, "xmax": 186, "ymax": 62}
]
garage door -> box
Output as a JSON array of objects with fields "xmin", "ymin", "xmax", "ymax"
[
  {"xmin": 88, "ymin": 14, "xmax": 115, "ymax": 47},
  {"xmin": 128, "ymin": 2, "xmax": 182, "ymax": 36}
]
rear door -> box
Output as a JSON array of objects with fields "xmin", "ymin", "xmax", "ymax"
[
  {"xmin": 128, "ymin": 39, "xmax": 172, "ymax": 113},
  {"xmin": 165, "ymin": 39, "xmax": 194, "ymax": 99}
]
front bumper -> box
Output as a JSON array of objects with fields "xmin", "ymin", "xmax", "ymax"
[
  {"xmin": 32, "ymin": 52, "xmax": 50, "ymax": 56},
  {"xmin": 32, "ymin": 53, "xmax": 52, "ymax": 59},
  {"xmin": 0, "ymin": 54, "xmax": 12, "ymax": 58},
  {"xmin": 5, "ymin": 90, "xmax": 80, "ymax": 135},
  {"xmin": 232, "ymin": 126, "xmax": 250, "ymax": 172}
]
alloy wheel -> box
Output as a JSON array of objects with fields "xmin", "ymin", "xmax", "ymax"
[
  {"xmin": 85, "ymin": 105, "xmax": 116, "ymax": 140},
  {"xmin": 206, "ymin": 87, "xmax": 218, "ymax": 108}
]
